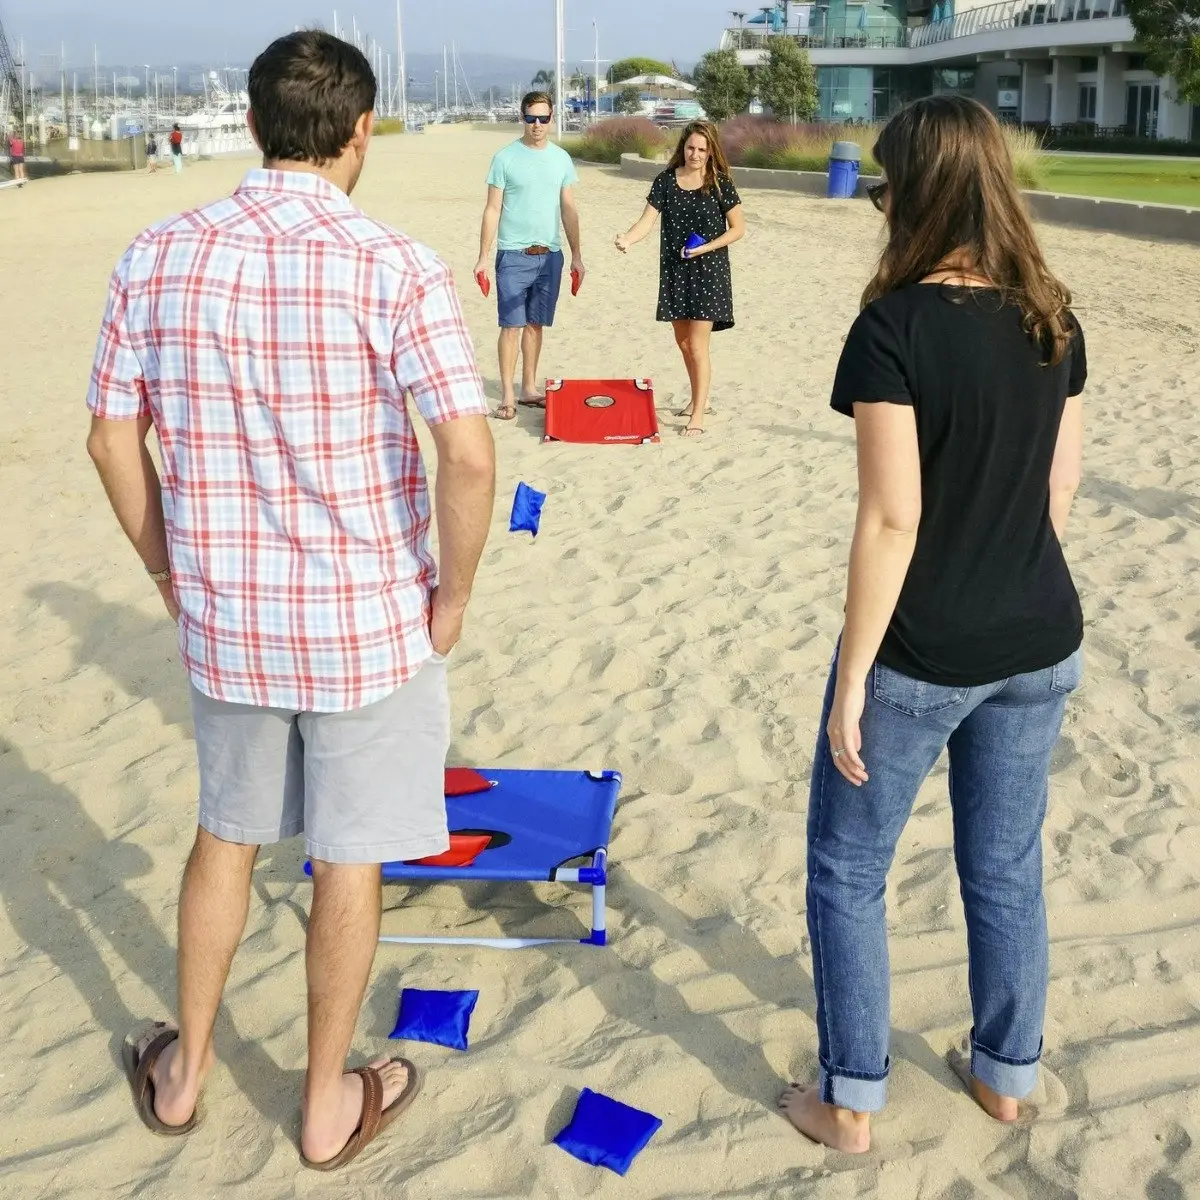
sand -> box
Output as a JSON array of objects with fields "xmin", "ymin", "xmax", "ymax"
[{"xmin": 1, "ymin": 126, "xmax": 1199, "ymax": 1198}]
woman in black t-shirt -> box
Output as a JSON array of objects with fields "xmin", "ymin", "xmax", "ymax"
[
  {"xmin": 782, "ymin": 97, "xmax": 1086, "ymax": 1154},
  {"xmin": 615, "ymin": 121, "xmax": 745, "ymax": 437}
]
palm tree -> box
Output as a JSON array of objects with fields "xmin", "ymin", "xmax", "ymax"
[{"xmin": 532, "ymin": 68, "xmax": 556, "ymax": 94}]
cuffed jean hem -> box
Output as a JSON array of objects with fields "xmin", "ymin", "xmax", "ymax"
[
  {"xmin": 819, "ymin": 1064, "xmax": 888, "ymax": 1113},
  {"xmin": 971, "ymin": 1031, "xmax": 1041, "ymax": 1100}
]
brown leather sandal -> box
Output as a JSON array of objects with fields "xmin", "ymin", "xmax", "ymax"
[
  {"xmin": 124, "ymin": 1022, "xmax": 200, "ymax": 1137},
  {"xmin": 300, "ymin": 1059, "xmax": 424, "ymax": 1172}
]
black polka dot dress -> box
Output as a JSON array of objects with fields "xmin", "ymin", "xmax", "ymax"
[{"xmin": 647, "ymin": 169, "xmax": 741, "ymax": 332}]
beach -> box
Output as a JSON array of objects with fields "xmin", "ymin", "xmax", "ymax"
[{"xmin": 1, "ymin": 126, "xmax": 1198, "ymax": 1197}]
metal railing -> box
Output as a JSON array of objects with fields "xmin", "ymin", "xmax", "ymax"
[
  {"xmin": 722, "ymin": 27, "xmax": 908, "ymax": 51},
  {"xmin": 721, "ymin": 0, "xmax": 1130, "ymax": 53},
  {"xmin": 911, "ymin": 0, "xmax": 1128, "ymax": 46}
]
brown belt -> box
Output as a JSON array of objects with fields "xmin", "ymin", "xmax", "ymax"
[{"xmin": 523, "ymin": 245, "xmax": 551, "ymax": 256}]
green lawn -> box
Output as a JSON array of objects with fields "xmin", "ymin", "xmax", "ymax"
[{"xmin": 1040, "ymin": 155, "xmax": 1200, "ymax": 207}]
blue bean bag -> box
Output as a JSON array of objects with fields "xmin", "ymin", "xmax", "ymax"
[
  {"xmin": 553, "ymin": 1087, "xmax": 663, "ymax": 1175},
  {"xmin": 510, "ymin": 481, "xmax": 546, "ymax": 537},
  {"xmin": 389, "ymin": 988, "xmax": 479, "ymax": 1051}
]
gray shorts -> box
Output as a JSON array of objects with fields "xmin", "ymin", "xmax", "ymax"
[{"xmin": 190, "ymin": 657, "xmax": 451, "ymax": 865}]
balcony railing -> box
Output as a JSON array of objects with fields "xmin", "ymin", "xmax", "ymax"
[
  {"xmin": 723, "ymin": 27, "xmax": 908, "ymax": 50},
  {"xmin": 911, "ymin": 0, "xmax": 1128, "ymax": 46},
  {"xmin": 721, "ymin": 0, "xmax": 1130, "ymax": 53}
]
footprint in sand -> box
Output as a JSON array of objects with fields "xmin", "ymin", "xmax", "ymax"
[{"xmin": 639, "ymin": 756, "xmax": 693, "ymax": 796}]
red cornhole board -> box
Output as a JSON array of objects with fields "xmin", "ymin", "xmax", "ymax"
[{"xmin": 544, "ymin": 378, "xmax": 660, "ymax": 445}]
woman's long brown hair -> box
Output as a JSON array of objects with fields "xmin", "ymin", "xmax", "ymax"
[
  {"xmin": 865, "ymin": 96, "xmax": 1073, "ymax": 365},
  {"xmin": 666, "ymin": 120, "xmax": 733, "ymax": 195}
]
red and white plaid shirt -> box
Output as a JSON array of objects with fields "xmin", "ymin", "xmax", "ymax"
[{"xmin": 87, "ymin": 169, "xmax": 489, "ymax": 712}]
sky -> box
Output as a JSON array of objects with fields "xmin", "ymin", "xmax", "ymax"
[{"xmin": 2, "ymin": 0, "xmax": 739, "ymax": 71}]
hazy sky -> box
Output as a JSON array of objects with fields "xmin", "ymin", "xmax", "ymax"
[{"xmin": 3, "ymin": 0, "xmax": 738, "ymax": 69}]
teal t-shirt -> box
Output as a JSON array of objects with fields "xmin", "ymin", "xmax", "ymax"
[{"xmin": 486, "ymin": 140, "xmax": 579, "ymax": 253}]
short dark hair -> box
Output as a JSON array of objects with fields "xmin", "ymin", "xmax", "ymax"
[
  {"xmin": 249, "ymin": 30, "xmax": 377, "ymax": 164},
  {"xmin": 521, "ymin": 91, "xmax": 553, "ymax": 115}
]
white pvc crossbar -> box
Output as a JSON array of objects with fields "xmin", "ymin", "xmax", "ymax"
[{"xmin": 378, "ymin": 935, "xmax": 584, "ymax": 950}]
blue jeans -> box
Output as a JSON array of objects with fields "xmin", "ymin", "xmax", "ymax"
[{"xmin": 806, "ymin": 647, "xmax": 1082, "ymax": 1111}]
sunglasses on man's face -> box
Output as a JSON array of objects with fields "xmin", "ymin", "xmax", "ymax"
[
  {"xmin": 524, "ymin": 113, "xmax": 552, "ymax": 125},
  {"xmin": 867, "ymin": 181, "xmax": 889, "ymax": 212}
]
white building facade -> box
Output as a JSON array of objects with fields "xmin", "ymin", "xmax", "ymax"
[{"xmin": 721, "ymin": 0, "xmax": 1198, "ymax": 140}]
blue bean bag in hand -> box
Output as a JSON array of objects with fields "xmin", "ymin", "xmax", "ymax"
[
  {"xmin": 553, "ymin": 1087, "xmax": 663, "ymax": 1175},
  {"xmin": 509, "ymin": 482, "xmax": 546, "ymax": 537},
  {"xmin": 389, "ymin": 988, "xmax": 479, "ymax": 1051}
]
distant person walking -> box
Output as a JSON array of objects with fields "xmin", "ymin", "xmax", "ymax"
[
  {"xmin": 86, "ymin": 30, "xmax": 494, "ymax": 1171},
  {"xmin": 169, "ymin": 124, "xmax": 183, "ymax": 173},
  {"xmin": 781, "ymin": 96, "xmax": 1087, "ymax": 1154},
  {"xmin": 615, "ymin": 121, "xmax": 745, "ymax": 437},
  {"xmin": 146, "ymin": 133, "xmax": 160, "ymax": 174},
  {"xmin": 473, "ymin": 91, "xmax": 584, "ymax": 421},
  {"xmin": 8, "ymin": 131, "xmax": 27, "ymax": 187}
]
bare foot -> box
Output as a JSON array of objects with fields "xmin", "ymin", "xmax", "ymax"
[
  {"xmin": 142, "ymin": 1026, "xmax": 214, "ymax": 1128},
  {"xmin": 778, "ymin": 1084, "xmax": 871, "ymax": 1154},
  {"xmin": 946, "ymin": 1045, "xmax": 1027, "ymax": 1123},
  {"xmin": 519, "ymin": 389, "xmax": 546, "ymax": 407},
  {"xmin": 301, "ymin": 1057, "xmax": 412, "ymax": 1166}
]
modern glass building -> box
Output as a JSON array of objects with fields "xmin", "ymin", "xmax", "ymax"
[{"xmin": 721, "ymin": 0, "xmax": 1199, "ymax": 140}]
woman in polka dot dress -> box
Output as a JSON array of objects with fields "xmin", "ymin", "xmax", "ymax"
[{"xmin": 615, "ymin": 121, "xmax": 746, "ymax": 437}]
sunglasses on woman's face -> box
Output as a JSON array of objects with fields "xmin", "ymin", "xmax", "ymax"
[
  {"xmin": 867, "ymin": 181, "xmax": 889, "ymax": 212},
  {"xmin": 524, "ymin": 113, "xmax": 552, "ymax": 125}
]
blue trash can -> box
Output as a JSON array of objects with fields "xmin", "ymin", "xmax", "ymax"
[{"xmin": 827, "ymin": 141, "xmax": 862, "ymax": 200}]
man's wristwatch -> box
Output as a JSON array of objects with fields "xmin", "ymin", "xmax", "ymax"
[{"xmin": 146, "ymin": 566, "xmax": 171, "ymax": 583}]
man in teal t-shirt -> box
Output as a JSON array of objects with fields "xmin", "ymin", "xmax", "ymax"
[{"xmin": 474, "ymin": 92, "xmax": 585, "ymax": 420}]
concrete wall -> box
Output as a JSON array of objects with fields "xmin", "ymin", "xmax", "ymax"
[
  {"xmin": 618, "ymin": 153, "xmax": 1200, "ymax": 244},
  {"xmin": 1050, "ymin": 57, "xmax": 1080, "ymax": 125},
  {"xmin": 44, "ymin": 137, "xmax": 145, "ymax": 170}
]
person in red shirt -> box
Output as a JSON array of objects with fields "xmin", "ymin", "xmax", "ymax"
[
  {"xmin": 8, "ymin": 132, "xmax": 26, "ymax": 187},
  {"xmin": 169, "ymin": 124, "xmax": 183, "ymax": 173}
]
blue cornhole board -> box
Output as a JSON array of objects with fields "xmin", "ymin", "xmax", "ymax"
[{"xmin": 378, "ymin": 769, "xmax": 621, "ymax": 951}]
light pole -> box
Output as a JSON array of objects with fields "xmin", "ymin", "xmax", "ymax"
[
  {"xmin": 172, "ymin": 66, "xmax": 177, "ymax": 117},
  {"xmin": 554, "ymin": 0, "xmax": 564, "ymax": 137},
  {"xmin": 593, "ymin": 20, "xmax": 599, "ymax": 124},
  {"xmin": 143, "ymin": 63, "xmax": 150, "ymax": 130},
  {"xmin": 396, "ymin": 0, "xmax": 408, "ymax": 126}
]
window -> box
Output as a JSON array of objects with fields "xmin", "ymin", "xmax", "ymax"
[
  {"xmin": 1125, "ymin": 53, "xmax": 1147, "ymax": 71},
  {"xmin": 1125, "ymin": 82, "xmax": 1159, "ymax": 136},
  {"xmin": 1078, "ymin": 83, "xmax": 1097, "ymax": 121},
  {"xmin": 933, "ymin": 67, "xmax": 977, "ymax": 93},
  {"xmin": 1078, "ymin": 56, "xmax": 1098, "ymax": 73},
  {"xmin": 997, "ymin": 74, "xmax": 1020, "ymax": 111}
]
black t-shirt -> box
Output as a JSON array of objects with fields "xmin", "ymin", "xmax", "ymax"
[{"xmin": 831, "ymin": 284, "xmax": 1087, "ymax": 687}]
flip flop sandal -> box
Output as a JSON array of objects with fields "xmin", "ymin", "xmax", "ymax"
[
  {"xmin": 301, "ymin": 1059, "xmax": 424, "ymax": 1172},
  {"xmin": 680, "ymin": 425, "xmax": 706, "ymax": 437},
  {"xmin": 491, "ymin": 405, "xmax": 516, "ymax": 421},
  {"xmin": 124, "ymin": 1022, "xmax": 200, "ymax": 1136},
  {"xmin": 675, "ymin": 407, "xmax": 716, "ymax": 417},
  {"xmin": 518, "ymin": 397, "xmax": 546, "ymax": 408}
]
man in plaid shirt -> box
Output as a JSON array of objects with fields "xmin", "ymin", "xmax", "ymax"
[{"xmin": 86, "ymin": 31, "xmax": 495, "ymax": 1170}]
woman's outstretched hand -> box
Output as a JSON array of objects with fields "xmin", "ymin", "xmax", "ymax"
[
  {"xmin": 826, "ymin": 677, "xmax": 869, "ymax": 787},
  {"xmin": 614, "ymin": 232, "xmax": 630, "ymax": 254}
]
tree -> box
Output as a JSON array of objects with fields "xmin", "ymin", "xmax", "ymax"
[
  {"xmin": 615, "ymin": 86, "xmax": 644, "ymax": 114},
  {"xmin": 693, "ymin": 49, "xmax": 752, "ymax": 122},
  {"xmin": 609, "ymin": 56, "xmax": 675, "ymax": 84},
  {"xmin": 755, "ymin": 36, "xmax": 818, "ymax": 123},
  {"xmin": 1127, "ymin": 0, "xmax": 1200, "ymax": 104},
  {"xmin": 531, "ymin": 68, "xmax": 556, "ymax": 94}
]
